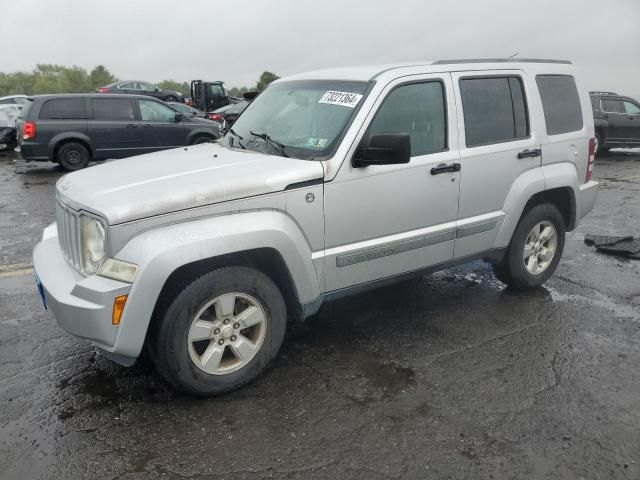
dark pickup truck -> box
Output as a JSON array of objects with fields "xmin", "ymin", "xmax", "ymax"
[
  {"xmin": 590, "ymin": 91, "xmax": 640, "ymax": 154},
  {"xmin": 19, "ymin": 94, "xmax": 220, "ymax": 170}
]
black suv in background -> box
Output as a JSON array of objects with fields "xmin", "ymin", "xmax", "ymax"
[
  {"xmin": 19, "ymin": 94, "xmax": 220, "ymax": 170},
  {"xmin": 590, "ymin": 91, "xmax": 640, "ymax": 154}
]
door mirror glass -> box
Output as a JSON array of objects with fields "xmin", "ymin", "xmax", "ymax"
[
  {"xmin": 353, "ymin": 133, "xmax": 410, "ymax": 167},
  {"xmin": 174, "ymin": 112, "xmax": 184, "ymax": 122}
]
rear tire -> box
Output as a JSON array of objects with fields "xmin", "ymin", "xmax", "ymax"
[
  {"xmin": 56, "ymin": 142, "xmax": 90, "ymax": 171},
  {"xmin": 595, "ymin": 134, "xmax": 610, "ymax": 156},
  {"xmin": 148, "ymin": 266, "xmax": 287, "ymax": 396},
  {"xmin": 165, "ymin": 95, "xmax": 177, "ymax": 102},
  {"xmin": 493, "ymin": 203, "xmax": 565, "ymax": 290}
]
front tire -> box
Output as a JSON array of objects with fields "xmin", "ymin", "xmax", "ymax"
[
  {"xmin": 149, "ymin": 267, "xmax": 287, "ymax": 396},
  {"xmin": 165, "ymin": 95, "xmax": 177, "ymax": 102},
  {"xmin": 190, "ymin": 135, "xmax": 213, "ymax": 145},
  {"xmin": 493, "ymin": 203, "xmax": 565, "ymax": 290},
  {"xmin": 56, "ymin": 142, "xmax": 90, "ymax": 171}
]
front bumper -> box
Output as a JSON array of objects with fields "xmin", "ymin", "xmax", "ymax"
[
  {"xmin": 578, "ymin": 180, "xmax": 598, "ymax": 221},
  {"xmin": 33, "ymin": 224, "xmax": 132, "ymax": 358}
]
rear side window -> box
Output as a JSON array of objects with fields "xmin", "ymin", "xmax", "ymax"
[
  {"xmin": 536, "ymin": 75, "xmax": 583, "ymax": 135},
  {"xmin": 460, "ymin": 76, "xmax": 529, "ymax": 147},
  {"xmin": 92, "ymin": 98, "xmax": 136, "ymax": 120},
  {"xmin": 39, "ymin": 98, "xmax": 88, "ymax": 120},
  {"xmin": 368, "ymin": 81, "xmax": 447, "ymax": 156}
]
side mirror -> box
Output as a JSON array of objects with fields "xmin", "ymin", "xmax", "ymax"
[
  {"xmin": 174, "ymin": 113, "xmax": 184, "ymax": 122},
  {"xmin": 353, "ymin": 133, "xmax": 411, "ymax": 167},
  {"xmin": 243, "ymin": 91, "xmax": 259, "ymax": 101}
]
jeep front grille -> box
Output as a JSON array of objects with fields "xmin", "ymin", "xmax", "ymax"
[{"xmin": 56, "ymin": 200, "xmax": 82, "ymax": 271}]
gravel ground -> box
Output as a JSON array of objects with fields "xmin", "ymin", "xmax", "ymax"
[{"xmin": 0, "ymin": 149, "xmax": 639, "ymax": 480}]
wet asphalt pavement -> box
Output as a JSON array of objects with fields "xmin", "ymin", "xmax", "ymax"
[{"xmin": 0, "ymin": 150, "xmax": 639, "ymax": 480}]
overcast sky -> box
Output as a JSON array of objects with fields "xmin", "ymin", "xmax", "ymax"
[{"xmin": 2, "ymin": 0, "xmax": 639, "ymax": 96}]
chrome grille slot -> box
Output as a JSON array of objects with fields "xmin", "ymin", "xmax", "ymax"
[{"xmin": 56, "ymin": 200, "xmax": 82, "ymax": 271}]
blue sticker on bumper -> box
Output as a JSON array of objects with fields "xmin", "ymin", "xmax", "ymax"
[{"xmin": 34, "ymin": 273, "xmax": 47, "ymax": 310}]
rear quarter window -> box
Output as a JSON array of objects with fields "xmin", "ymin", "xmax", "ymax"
[
  {"xmin": 536, "ymin": 75, "xmax": 583, "ymax": 135},
  {"xmin": 39, "ymin": 98, "xmax": 88, "ymax": 120}
]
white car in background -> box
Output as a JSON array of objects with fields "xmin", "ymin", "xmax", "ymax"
[{"xmin": 0, "ymin": 104, "xmax": 22, "ymax": 151}]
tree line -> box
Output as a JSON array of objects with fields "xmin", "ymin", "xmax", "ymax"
[{"xmin": 0, "ymin": 65, "xmax": 279, "ymax": 98}]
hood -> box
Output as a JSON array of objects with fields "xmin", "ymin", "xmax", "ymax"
[{"xmin": 56, "ymin": 143, "xmax": 324, "ymax": 224}]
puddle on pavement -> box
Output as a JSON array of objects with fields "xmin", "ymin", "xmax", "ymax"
[
  {"xmin": 356, "ymin": 351, "xmax": 415, "ymax": 395},
  {"xmin": 546, "ymin": 285, "xmax": 640, "ymax": 320},
  {"xmin": 80, "ymin": 372, "xmax": 121, "ymax": 401}
]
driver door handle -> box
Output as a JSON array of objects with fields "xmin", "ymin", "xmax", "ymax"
[
  {"xmin": 517, "ymin": 148, "xmax": 541, "ymax": 159},
  {"xmin": 430, "ymin": 162, "xmax": 461, "ymax": 175}
]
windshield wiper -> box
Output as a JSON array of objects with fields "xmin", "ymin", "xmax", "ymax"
[
  {"xmin": 249, "ymin": 131, "xmax": 288, "ymax": 157},
  {"xmin": 226, "ymin": 128, "xmax": 246, "ymax": 149}
]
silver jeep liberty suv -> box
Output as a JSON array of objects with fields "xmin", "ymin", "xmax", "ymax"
[{"xmin": 34, "ymin": 59, "xmax": 598, "ymax": 395}]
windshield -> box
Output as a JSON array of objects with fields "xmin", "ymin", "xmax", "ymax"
[{"xmin": 224, "ymin": 79, "xmax": 371, "ymax": 160}]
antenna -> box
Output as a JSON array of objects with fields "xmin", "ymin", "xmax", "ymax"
[{"xmin": 509, "ymin": 52, "xmax": 519, "ymax": 58}]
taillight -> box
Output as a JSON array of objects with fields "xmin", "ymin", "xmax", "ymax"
[
  {"xmin": 98, "ymin": 87, "xmax": 109, "ymax": 93},
  {"xmin": 586, "ymin": 137, "xmax": 595, "ymax": 182},
  {"xmin": 209, "ymin": 114, "xmax": 222, "ymax": 121},
  {"xmin": 23, "ymin": 121, "xmax": 36, "ymax": 140}
]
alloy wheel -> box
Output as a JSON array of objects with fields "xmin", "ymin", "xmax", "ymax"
[
  {"xmin": 187, "ymin": 292, "xmax": 267, "ymax": 375},
  {"xmin": 523, "ymin": 221, "xmax": 558, "ymax": 275}
]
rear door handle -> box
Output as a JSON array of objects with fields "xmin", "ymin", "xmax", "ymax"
[
  {"xmin": 517, "ymin": 148, "xmax": 541, "ymax": 159},
  {"xmin": 430, "ymin": 162, "xmax": 461, "ymax": 175},
  {"xmin": 126, "ymin": 123, "xmax": 137, "ymax": 128}
]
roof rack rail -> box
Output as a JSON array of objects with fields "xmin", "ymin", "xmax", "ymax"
[
  {"xmin": 589, "ymin": 91, "xmax": 617, "ymax": 95},
  {"xmin": 432, "ymin": 58, "xmax": 571, "ymax": 65}
]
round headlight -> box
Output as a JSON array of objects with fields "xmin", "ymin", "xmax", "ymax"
[{"xmin": 80, "ymin": 215, "xmax": 106, "ymax": 274}]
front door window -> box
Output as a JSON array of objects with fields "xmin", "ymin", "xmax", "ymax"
[{"xmin": 139, "ymin": 99, "xmax": 177, "ymax": 122}]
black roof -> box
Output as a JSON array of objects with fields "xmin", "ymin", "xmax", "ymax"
[{"xmin": 28, "ymin": 93, "xmax": 165, "ymax": 101}]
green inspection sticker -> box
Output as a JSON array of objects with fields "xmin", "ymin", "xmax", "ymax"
[{"xmin": 306, "ymin": 138, "xmax": 328, "ymax": 148}]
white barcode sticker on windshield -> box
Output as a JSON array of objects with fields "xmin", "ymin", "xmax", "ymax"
[{"xmin": 319, "ymin": 91, "xmax": 363, "ymax": 108}]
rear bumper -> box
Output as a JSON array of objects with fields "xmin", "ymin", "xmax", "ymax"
[
  {"xmin": 33, "ymin": 223, "xmax": 134, "ymax": 363},
  {"xmin": 577, "ymin": 180, "xmax": 598, "ymax": 221},
  {"xmin": 19, "ymin": 142, "xmax": 49, "ymax": 160}
]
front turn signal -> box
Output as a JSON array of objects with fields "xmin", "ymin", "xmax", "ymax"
[{"xmin": 112, "ymin": 295, "xmax": 128, "ymax": 326}]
